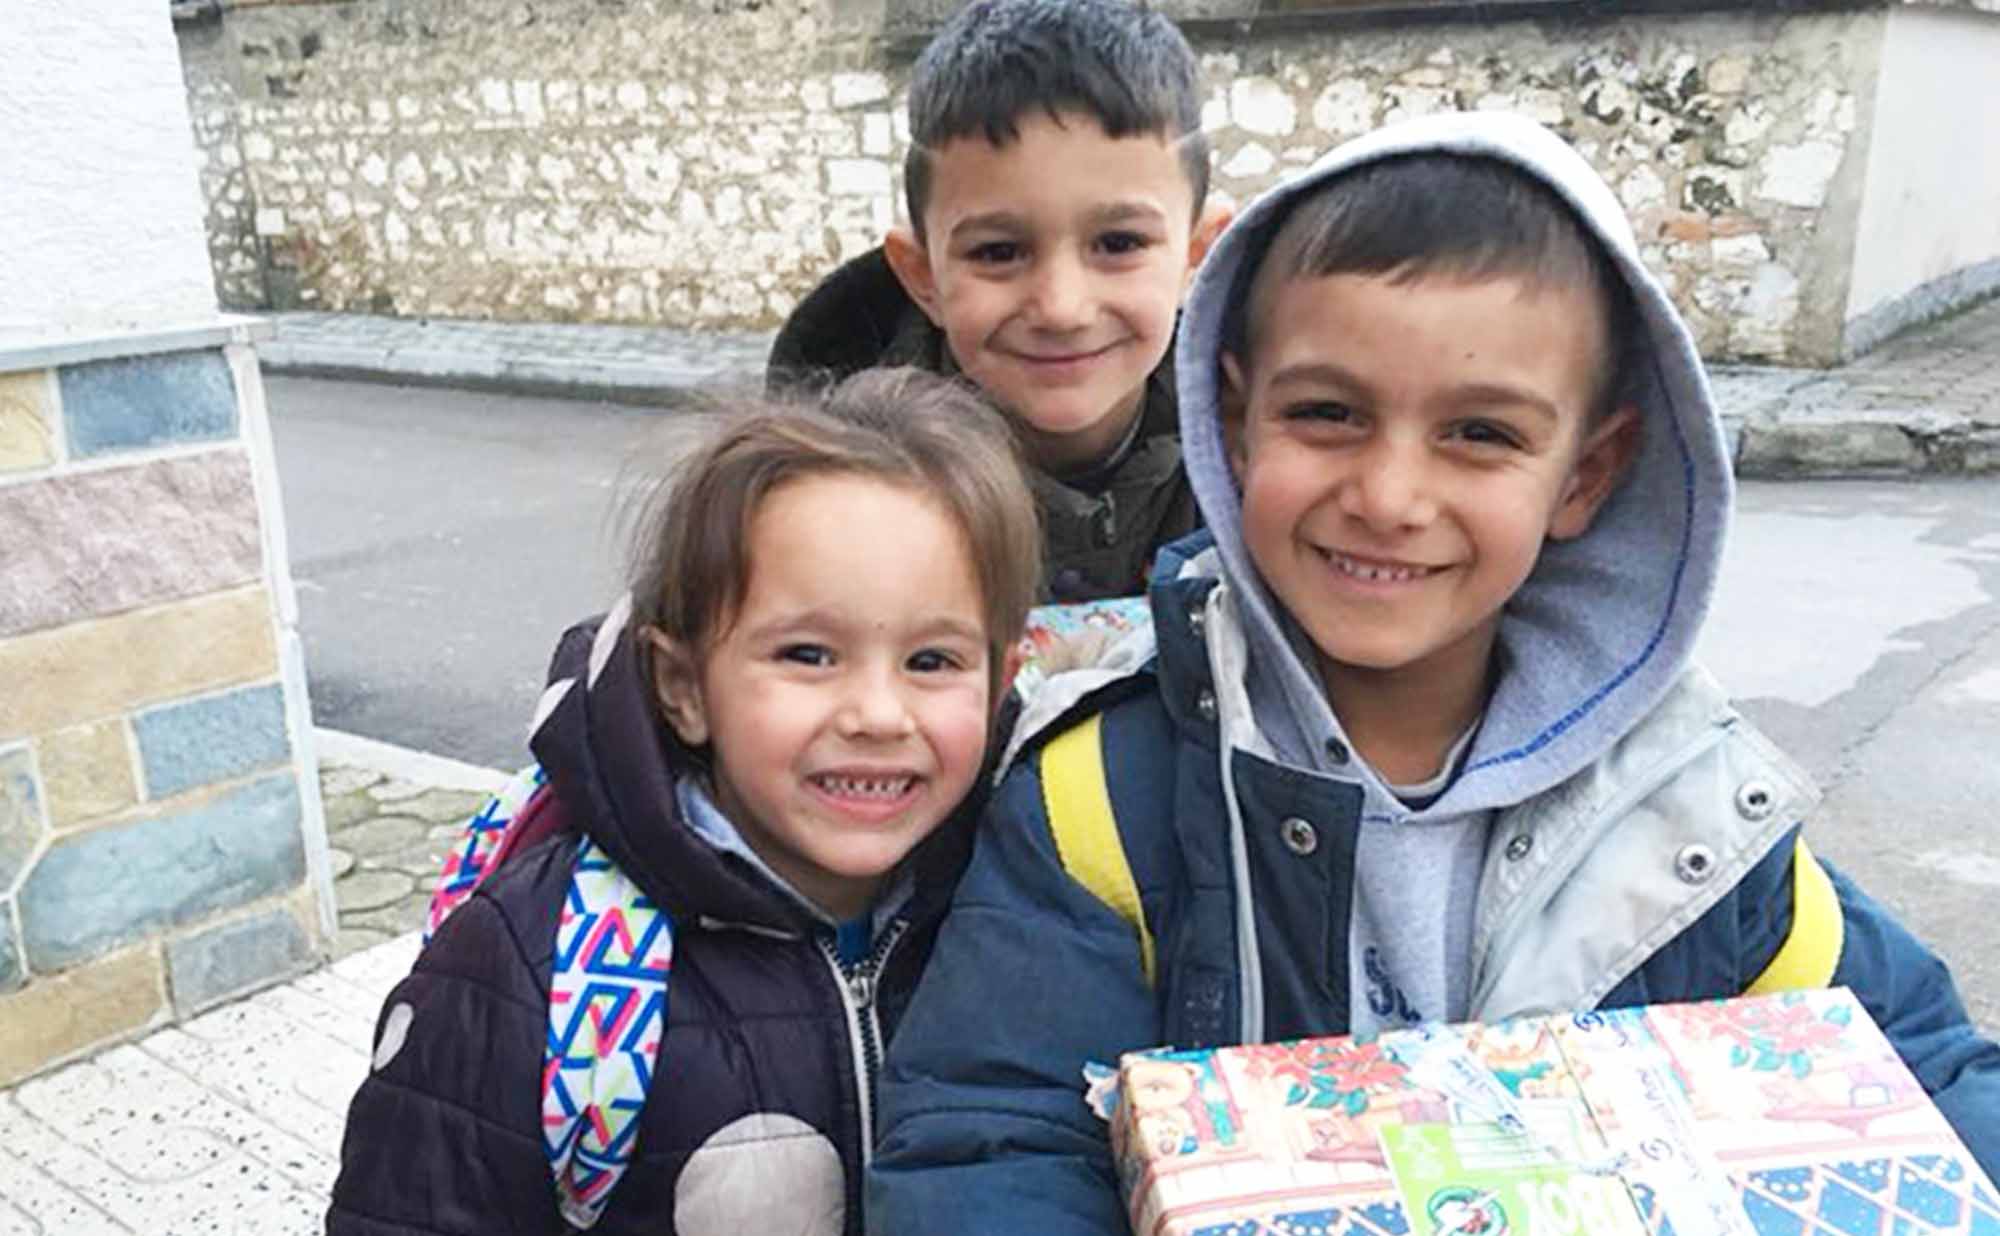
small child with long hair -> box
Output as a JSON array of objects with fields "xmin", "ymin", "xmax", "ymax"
[{"xmin": 327, "ymin": 367, "xmax": 1041, "ymax": 1236}]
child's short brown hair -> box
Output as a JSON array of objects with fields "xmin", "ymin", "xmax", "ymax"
[
  {"xmin": 1229, "ymin": 153, "xmax": 1639, "ymax": 420},
  {"xmin": 628, "ymin": 367, "xmax": 1043, "ymax": 690},
  {"xmin": 902, "ymin": 0, "xmax": 1209, "ymax": 239}
]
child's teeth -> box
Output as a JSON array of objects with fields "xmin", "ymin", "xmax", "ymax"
[
  {"xmin": 1334, "ymin": 553, "xmax": 1422, "ymax": 582},
  {"xmin": 821, "ymin": 775, "xmax": 911, "ymax": 798}
]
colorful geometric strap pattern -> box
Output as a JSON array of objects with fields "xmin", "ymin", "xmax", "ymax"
[
  {"xmin": 423, "ymin": 763, "xmax": 548, "ymax": 942},
  {"xmin": 542, "ymin": 834, "xmax": 674, "ymax": 1230}
]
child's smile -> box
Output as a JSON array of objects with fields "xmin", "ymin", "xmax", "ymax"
[
  {"xmin": 803, "ymin": 768, "xmax": 925, "ymax": 824},
  {"xmin": 888, "ymin": 110, "xmax": 1204, "ymax": 472},
  {"xmin": 1317, "ymin": 547, "xmax": 1447, "ymax": 589},
  {"xmin": 1226, "ymin": 269, "xmax": 1634, "ymax": 725},
  {"xmin": 656, "ymin": 472, "xmax": 994, "ymax": 919}
]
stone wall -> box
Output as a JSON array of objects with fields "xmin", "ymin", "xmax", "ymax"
[
  {"xmin": 1184, "ymin": 8, "xmax": 1890, "ymax": 365},
  {"xmin": 179, "ymin": 0, "xmax": 1994, "ymax": 364},
  {"xmin": 3, "ymin": 0, "xmax": 327, "ymax": 1085},
  {"xmin": 0, "ymin": 333, "xmax": 327, "ymax": 1085},
  {"xmin": 177, "ymin": 0, "xmax": 895, "ymax": 329}
]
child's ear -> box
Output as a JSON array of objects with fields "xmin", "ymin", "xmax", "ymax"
[
  {"xmin": 996, "ymin": 643, "xmax": 1027, "ymax": 704},
  {"xmin": 883, "ymin": 226, "xmax": 944, "ymax": 327},
  {"xmin": 1219, "ymin": 351, "xmax": 1252, "ymax": 484},
  {"xmin": 641, "ymin": 625, "xmax": 710, "ymax": 746},
  {"xmin": 1550, "ymin": 404, "xmax": 1643, "ymax": 541},
  {"xmin": 1184, "ymin": 199, "xmax": 1234, "ymax": 290}
]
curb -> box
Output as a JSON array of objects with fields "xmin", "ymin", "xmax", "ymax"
[
  {"xmin": 255, "ymin": 329, "xmax": 2000, "ymax": 479},
  {"xmin": 1732, "ymin": 411, "xmax": 2000, "ymax": 479},
  {"xmin": 259, "ymin": 350, "xmax": 722, "ymax": 408},
  {"xmin": 256, "ymin": 321, "xmax": 777, "ymax": 408},
  {"xmin": 313, "ymin": 726, "xmax": 511, "ymax": 795},
  {"xmin": 1710, "ymin": 351, "xmax": 2000, "ymax": 479}
]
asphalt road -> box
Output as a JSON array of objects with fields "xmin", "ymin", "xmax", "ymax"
[
  {"xmin": 267, "ymin": 376, "xmax": 652, "ymax": 769},
  {"xmin": 267, "ymin": 374, "xmax": 2000, "ymax": 1033}
]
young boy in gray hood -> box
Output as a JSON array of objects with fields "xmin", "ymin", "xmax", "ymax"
[{"xmin": 868, "ymin": 112, "xmax": 2000, "ymax": 1234}]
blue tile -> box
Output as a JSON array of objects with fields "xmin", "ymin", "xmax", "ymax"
[
  {"xmin": 60, "ymin": 349, "xmax": 237, "ymax": 458},
  {"xmin": 135, "ymin": 684, "xmax": 290, "ymax": 798},
  {"xmin": 0, "ymin": 900, "xmax": 22, "ymax": 993},
  {"xmin": 166, "ymin": 905, "xmax": 316, "ymax": 1016},
  {"xmin": 0, "ymin": 745, "xmax": 44, "ymax": 893},
  {"xmin": 18, "ymin": 774, "xmax": 303, "ymax": 972}
]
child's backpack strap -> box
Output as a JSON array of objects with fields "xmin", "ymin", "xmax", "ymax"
[
  {"xmin": 543, "ymin": 835, "xmax": 674, "ymax": 1230},
  {"xmin": 1040, "ymin": 713, "xmax": 1156, "ymax": 986},
  {"xmin": 424, "ymin": 769, "xmax": 673, "ymax": 1228},
  {"xmin": 425, "ymin": 764, "xmax": 553, "ymax": 941},
  {"xmin": 1743, "ymin": 837, "xmax": 1844, "ymax": 995},
  {"xmin": 1038, "ymin": 741, "xmax": 1846, "ymax": 1004}
]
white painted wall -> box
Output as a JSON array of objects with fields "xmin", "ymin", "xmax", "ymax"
[
  {"xmin": 0, "ymin": 4, "xmax": 219, "ymax": 336},
  {"xmin": 1846, "ymin": 6, "xmax": 2000, "ymax": 326}
]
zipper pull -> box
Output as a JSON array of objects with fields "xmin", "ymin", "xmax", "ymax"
[
  {"xmin": 847, "ymin": 968, "xmax": 877, "ymax": 1009},
  {"xmin": 1091, "ymin": 492, "xmax": 1118, "ymax": 548}
]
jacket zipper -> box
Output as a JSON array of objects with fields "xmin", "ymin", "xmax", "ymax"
[
  {"xmin": 817, "ymin": 917, "xmax": 910, "ymax": 1168},
  {"xmin": 1092, "ymin": 491, "xmax": 1118, "ymax": 548}
]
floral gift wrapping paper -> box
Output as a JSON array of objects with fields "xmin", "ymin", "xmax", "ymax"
[{"xmin": 1092, "ymin": 990, "xmax": 1998, "ymax": 1236}]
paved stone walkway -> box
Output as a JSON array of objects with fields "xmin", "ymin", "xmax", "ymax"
[
  {"xmin": 0, "ymin": 753, "xmax": 499, "ymax": 1234},
  {"xmin": 257, "ymin": 295, "xmax": 2000, "ymax": 476},
  {"xmin": 319, "ymin": 762, "xmax": 496, "ymax": 960}
]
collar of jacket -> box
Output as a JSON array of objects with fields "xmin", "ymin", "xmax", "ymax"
[
  {"xmin": 1182, "ymin": 566, "xmax": 1821, "ymax": 1024},
  {"xmin": 1467, "ymin": 660, "xmax": 1818, "ymax": 1018},
  {"xmin": 528, "ymin": 596, "xmax": 972, "ymax": 937},
  {"xmin": 1009, "ymin": 550, "xmax": 1823, "ymax": 1031}
]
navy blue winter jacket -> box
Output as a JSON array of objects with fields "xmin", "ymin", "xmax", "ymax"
[{"xmin": 869, "ymin": 577, "xmax": 2000, "ymax": 1235}]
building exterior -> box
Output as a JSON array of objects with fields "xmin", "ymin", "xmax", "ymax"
[
  {"xmin": 177, "ymin": 0, "xmax": 2000, "ymax": 365},
  {"xmin": 1, "ymin": 1, "xmax": 332, "ymax": 1085}
]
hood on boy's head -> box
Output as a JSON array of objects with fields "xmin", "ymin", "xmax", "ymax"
[{"xmin": 1175, "ymin": 111, "xmax": 1734, "ymax": 814}]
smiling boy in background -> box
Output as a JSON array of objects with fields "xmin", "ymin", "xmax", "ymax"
[{"xmin": 769, "ymin": 0, "xmax": 1229, "ymax": 601}]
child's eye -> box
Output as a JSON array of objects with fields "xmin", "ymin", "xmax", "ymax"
[
  {"xmin": 777, "ymin": 644, "xmax": 834, "ymax": 667},
  {"xmin": 1281, "ymin": 400, "xmax": 1357, "ymax": 425},
  {"xmin": 1450, "ymin": 420, "xmax": 1524, "ymax": 449},
  {"xmin": 964, "ymin": 240, "xmax": 1024, "ymax": 265},
  {"xmin": 1096, "ymin": 230, "xmax": 1154, "ymax": 257},
  {"xmin": 906, "ymin": 648, "xmax": 967, "ymax": 673}
]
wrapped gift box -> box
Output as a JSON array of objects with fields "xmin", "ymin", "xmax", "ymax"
[
  {"xmin": 1098, "ymin": 989, "xmax": 1997, "ymax": 1236},
  {"xmin": 1013, "ymin": 597, "xmax": 1152, "ymax": 696}
]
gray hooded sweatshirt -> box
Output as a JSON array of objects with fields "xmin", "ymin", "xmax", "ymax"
[{"xmin": 1173, "ymin": 112, "xmax": 1734, "ymax": 1037}]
